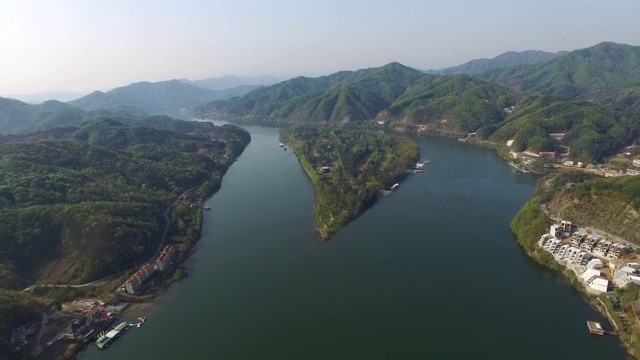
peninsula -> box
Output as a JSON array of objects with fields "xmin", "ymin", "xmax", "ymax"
[{"xmin": 280, "ymin": 126, "xmax": 418, "ymax": 240}]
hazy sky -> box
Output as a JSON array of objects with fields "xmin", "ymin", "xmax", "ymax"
[{"xmin": 1, "ymin": 0, "xmax": 638, "ymax": 95}]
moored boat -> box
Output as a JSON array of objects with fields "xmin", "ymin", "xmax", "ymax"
[{"xmin": 96, "ymin": 321, "xmax": 130, "ymax": 349}]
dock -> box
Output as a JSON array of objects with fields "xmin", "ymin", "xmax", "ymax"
[
  {"xmin": 587, "ymin": 321, "xmax": 604, "ymax": 335},
  {"xmin": 586, "ymin": 321, "xmax": 617, "ymax": 336}
]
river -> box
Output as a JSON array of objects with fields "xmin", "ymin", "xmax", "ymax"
[{"xmin": 78, "ymin": 125, "xmax": 626, "ymax": 359}]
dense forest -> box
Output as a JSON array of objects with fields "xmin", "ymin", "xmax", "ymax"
[
  {"xmin": 281, "ymin": 127, "xmax": 418, "ymax": 239},
  {"xmin": 0, "ymin": 119, "xmax": 250, "ymax": 288}
]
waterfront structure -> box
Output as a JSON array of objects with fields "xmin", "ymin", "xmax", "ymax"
[
  {"xmin": 587, "ymin": 321, "xmax": 605, "ymax": 335},
  {"xmin": 125, "ymin": 263, "xmax": 155, "ymax": 294},
  {"xmin": 536, "ymin": 225, "xmax": 635, "ymax": 294},
  {"xmin": 155, "ymin": 245, "xmax": 175, "ymax": 271}
]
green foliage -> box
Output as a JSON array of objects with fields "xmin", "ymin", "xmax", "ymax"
[
  {"xmin": 510, "ymin": 198, "xmax": 551, "ymax": 252},
  {"xmin": 479, "ymin": 42, "xmax": 640, "ymax": 101},
  {"xmin": 0, "ymin": 119, "xmax": 249, "ymax": 286},
  {"xmin": 281, "ymin": 127, "xmax": 418, "ymax": 239},
  {"xmin": 0, "ymin": 289, "xmax": 40, "ymax": 358},
  {"xmin": 487, "ymin": 95, "xmax": 633, "ymax": 163}
]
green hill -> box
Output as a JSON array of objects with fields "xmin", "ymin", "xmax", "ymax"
[
  {"xmin": 382, "ymin": 74, "xmax": 519, "ymax": 132},
  {"xmin": 480, "ymin": 96, "xmax": 633, "ymax": 163},
  {"xmin": 478, "ymin": 42, "xmax": 640, "ymax": 101},
  {"xmin": 0, "ymin": 119, "xmax": 250, "ymax": 287}
]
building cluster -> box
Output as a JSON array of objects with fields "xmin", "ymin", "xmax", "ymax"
[
  {"xmin": 537, "ymin": 220, "xmax": 633, "ymax": 294},
  {"xmin": 124, "ymin": 245, "xmax": 175, "ymax": 294}
]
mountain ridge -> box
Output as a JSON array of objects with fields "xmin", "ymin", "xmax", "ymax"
[{"xmin": 427, "ymin": 50, "xmax": 566, "ymax": 75}]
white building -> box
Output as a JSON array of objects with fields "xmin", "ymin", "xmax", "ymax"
[
  {"xmin": 581, "ymin": 268, "xmax": 609, "ymax": 293},
  {"xmin": 550, "ymin": 225, "xmax": 563, "ymax": 238},
  {"xmin": 585, "ymin": 258, "xmax": 604, "ymax": 270},
  {"xmin": 613, "ymin": 263, "xmax": 640, "ymax": 288}
]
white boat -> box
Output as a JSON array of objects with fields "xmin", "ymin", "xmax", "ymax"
[{"xmin": 278, "ymin": 142, "xmax": 285, "ymax": 147}]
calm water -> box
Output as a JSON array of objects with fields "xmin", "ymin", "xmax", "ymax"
[{"xmin": 79, "ymin": 126, "xmax": 626, "ymax": 359}]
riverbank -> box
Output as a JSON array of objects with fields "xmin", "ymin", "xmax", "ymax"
[{"xmin": 511, "ymin": 197, "xmax": 638, "ymax": 358}]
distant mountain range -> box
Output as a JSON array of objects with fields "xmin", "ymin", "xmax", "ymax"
[
  {"xmin": 180, "ymin": 74, "xmax": 282, "ymax": 90},
  {"xmin": 427, "ymin": 50, "xmax": 566, "ymax": 75},
  {"xmin": 0, "ymin": 95, "xmax": 227, "ymax": 135},
  {"xmin": 68, "ymin": 79, "xmax": 259, "ymax": 116}
]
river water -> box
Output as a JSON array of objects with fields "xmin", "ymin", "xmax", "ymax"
[{"xmin": 79, "ymin": 125, "xmax": 626, "ymax": 359}]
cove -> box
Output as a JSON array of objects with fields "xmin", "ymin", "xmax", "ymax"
[{"xmin": 78, "ymin": 125, "xmax": 626, "ymax": 359}]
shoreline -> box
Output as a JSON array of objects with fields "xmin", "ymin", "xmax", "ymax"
[{"xmin": 516, "ymin": 231, "xmax": 636, "ymax": 358}]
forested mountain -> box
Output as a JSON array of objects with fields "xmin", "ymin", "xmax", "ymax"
[
  {"xmin": 427, "ymin": 50, "xmax": 564, "ymax": 75},
  {"xmin": 68, "ymin": 79, "xmax": 255, "ymax": 115},
  {"xmin": 193, "ymin": 62, "xmax": 426, "ymax": 123},
  {"xmin": 478, "ymin": 42, "xmax": 640, "ymax": 101},
  {"xmin": 381, "ymin": 74, "xmax": 519, "ymax": 132},
  {"xmin": 0, "ymin": 119, "xmax": 250, "ymax": 288}
]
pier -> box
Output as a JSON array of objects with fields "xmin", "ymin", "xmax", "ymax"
[{"xmin": 586, "ymin": 321, "xmax": 617, "ymax": 336}]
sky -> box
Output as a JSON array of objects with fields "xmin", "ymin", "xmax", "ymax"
[{"xmin": 1, "ymin": 0, "xmax": 639, "ymax": 96}]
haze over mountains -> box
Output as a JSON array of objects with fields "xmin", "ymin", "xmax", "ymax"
[
  {"xmin": 68, "ymin": 79, "xmax": 259, "ymax": 116},
  {"xmin": 180, "ymin": 75, "xmax": 282, "ymax": 91},
  {"xmin": 2, "ymin": 41, "xmax": 640, "ymax": 164},
  {"xmin": 426, "ymin": 50, "xmax": 567, "ymax": 75}
]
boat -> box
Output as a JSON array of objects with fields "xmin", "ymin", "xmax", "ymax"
[
  {"xmin": 96, "ymin": 321, "xmax": 130, "ymax": 349},
  {"xmin": 278, "ymin": 142, "xmax": 285, "ymax": 147},
  {"xmin": 390, "ymin": 183, "xmax": 400, "ymax": 191},
  {"xmin": 204, "ymin": 206, "xmax": 211, "ymax": 211}
]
